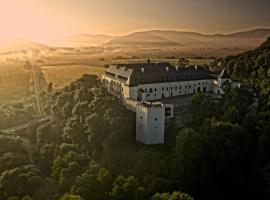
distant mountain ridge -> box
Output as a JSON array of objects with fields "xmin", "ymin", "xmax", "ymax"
[
  {"xmin": 105, "ymin": 28, "xmax": 270, "ymax": 47},
  {"xmin": 1, "ymin": 28, "xmax": 270, "ymax": 56},
  {"xmin": 0, "ymin": 39, "xmax": 49, "ymax": 53},
  {"xmin": 63, "ymin": 34, "xmax": 113, "ymax": 46}
]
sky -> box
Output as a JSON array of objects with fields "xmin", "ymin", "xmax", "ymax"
[{"xmin": 0, "ymin": 0, "xmax": 270, "ymax": 43}]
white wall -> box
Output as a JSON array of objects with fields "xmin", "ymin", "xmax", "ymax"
[
  {"xmin": 103, "ymin": 74, "xmax": 215, "ymax": 102},
  {"xmin": 136, "ymin": 106, "xmax": 165, "ymax": 144},
  {"xmin": 136, "ymin": 108, "xmax": 148, "ymax": 143},
  {"xmin": 137, "ymin": 79, "xmax": 214, "ymax": 101}
]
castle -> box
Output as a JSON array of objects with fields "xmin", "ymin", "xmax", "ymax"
[{"xmin": 102, "ymin": 62, "xmax": 230, "ymax": 145}]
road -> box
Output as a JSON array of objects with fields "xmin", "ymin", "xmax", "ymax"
[
  {"xmin": 31, "ymin": 62, "xmax": 42, "ymax": 116},
  {"xmin": 0, "ymin": 116, "xmax": 51, "ymax": 133},
  {"xmin": 1, "ymin": 55, "xmax": 48, "ymax": 134}
]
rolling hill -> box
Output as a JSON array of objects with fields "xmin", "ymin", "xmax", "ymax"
[
  {"xmin": 221, "ymin": 36, "xmax": 270, "ymax": 78},
  {"xmin": 61, "ymin": 34, "xmax": 113, "ymax": 46},
  {"xmin": 105, "ymin": 29, "xmax": 270, "ymax": 48},
  {"xmin": 0, "ymin": 39, "xmax": 49, "ymax": 53}
]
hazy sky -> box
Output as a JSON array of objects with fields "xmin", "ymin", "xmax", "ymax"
[{"xmin": 0, "ymin": 0, "xmax": 270, "ymax": 42}]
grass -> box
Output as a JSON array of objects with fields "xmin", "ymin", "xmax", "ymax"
[
  {"xmin": 0, "ymin": 57, "xmax": 30, "ymax": 102},
  {"xmin": 111, "ymin": 58, "xmax": 213, "ymax": 65},
  {"xmin": 41, "ymin": 65, "xmax": 105, "ymax": 88}
]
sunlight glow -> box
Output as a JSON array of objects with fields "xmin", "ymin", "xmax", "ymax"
[{"xmin": 0, "ymin": 0, "xmax": 68, "ymax": 43}]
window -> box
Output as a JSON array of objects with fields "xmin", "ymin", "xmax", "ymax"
[
  {"xmin": 171, "ymin": 87, "xmax": 173, "ymax": 90},
  {"xmin": 154, "ymin": 94, "xmax": 157, "ymax": 97},
  {"xmin": 155, "ymin": 118, "xmax": 157, "ymax": 121},
  {"xmin": 166, "ymin": 87, "xmax": 169, "ymax": 90},
  {"xmin": 155, "ymin": 126, "xmax": 158, "ymax": 129},
  {"xmin": 149, "ymin": 88, "xmax": 153, "ymax": 93},
  {"xmin": 140, "ymin": 116, "xmax": 143, "ymax": 119},
  {"xmin": 162, "ymin": 87, "xmax": 164, "ymax": 91},
  {"xmin": 154, "ymin": 88, "xmax": 157, "ymax": 92},
  {"xmin": 175, "ymin": 86, "xmax": 177, "ymax": 89},
  {"xmin": 180, "ymin": 86, "xmax": 182, "ymax": 89}
]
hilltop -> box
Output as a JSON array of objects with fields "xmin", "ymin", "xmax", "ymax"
[
  {"xmin": 221, "ymin": 36, "xmax": 270, "ymax": 79},
  {"xmin": 0, "ymin": 39, "xmax": 49, "ymax": 53}
]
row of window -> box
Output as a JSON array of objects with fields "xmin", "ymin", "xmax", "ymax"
[
  {"xmin": 133, "ymin": 75, "xmax": 209, "ymax": 83},
  {"xmin": 142, "ymin": 82, "xmax": 208, "ymax": 93},
  {"xmin": 146, "ymin": 87, "xmax": 207, "ymax": 98}
]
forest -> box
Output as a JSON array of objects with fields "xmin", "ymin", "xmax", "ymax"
[{"xmin": 0, "ymin": 38, "xmax": 270, "ymax": 200}]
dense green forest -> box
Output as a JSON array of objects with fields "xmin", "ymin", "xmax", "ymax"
[{"xmin": 1, "ymin": 38, "xmax": 270, "ymax": 200}]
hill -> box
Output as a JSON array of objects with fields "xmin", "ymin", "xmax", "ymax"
[
  {"xmin": 106, "ymin": 28, "xmax": 270, "ymax": 49},
  {"xmin": 60, "ymin": 34, "xmax": 114, "ymax": 47},
  {"xmin": 221, "ymin": 36, "xmax": 270, "ymax": 79},
  {"xmin": 106, "ymin": 31, "xmax": 182, "ymax": 46},
  {"xmin": 0, "ymin": 39, "xmax": 49, "ymax": 53}
]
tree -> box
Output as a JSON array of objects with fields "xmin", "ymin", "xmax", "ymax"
[
  {"xmin": 8, "ymin": 197, "xmax": 20, "ymax": 200},
  {"xmin": 222, "ymin": 87, "xmax": 253, "ymax": 117},
  {"xmin": 22, "ymin": 196, "xmax": 34, "ymax": 200},
  {"xmin": 152, "ymin": 191, "xmax": 193, "ymax": 200},
  {"xmin": 0, "ymin": 152, "xmax": 29, "ymax": 174},
  {"xmin": 60, "ymin": 194, "xmax": 84, "ymax": 200},
  {"xmin": 109, "ymin": 175, "xmax": 145, "ymax": 200},
  {"xmin": 173, "ymin": 121, "xmax": 253, "ymax": 200},
  {"xmin": 223, "ymin": 105, "xmax": 239, "ymax": 123},
  {"xmin": 189, "ymin": 93, "xmax": 217, "ymax": 127},
  {"xmin": 0, "ymin": 165, "xmax": 44, "ymax": 199},
  {"xmin": 51, "ymin": 151, "xmax": 89, "ymax": 192},
  {"xmin": 71, "ymin": 163, "xmax": 113, "ymax": 200}
]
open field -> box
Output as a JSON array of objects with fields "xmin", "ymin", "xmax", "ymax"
[
  {"xmin": 0, "ymin": 57, "xmax": 30, "ymax": 102},
  {"xmin": 41, "ymin": 65, "xmax": 105, "ymax": 88},
  {"xmin": 110, "ymin": 58, "xmax": 213, "ymax": 65}
]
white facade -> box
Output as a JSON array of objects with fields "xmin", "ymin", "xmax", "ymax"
[
  {"xmin": 136, "ymin": 103, "xmax": 165, "ymax": 144},
  {"xmin": 102, "ymin": 74, "xmax": 215, "ymax": 102}
]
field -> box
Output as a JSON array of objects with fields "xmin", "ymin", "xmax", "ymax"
[
  {"xmin": 0, "ymin": 56, "xmax": 30, "ymax": 102},
  {"xmin": 111, "ymin": 58, "xmax": 213, "ymax": 65},
  {"xmin": 0, "ymin": 48, "xmax": 213, "ymax": 101},
  {"xmin": 41, "ymin": 65, "xmax": 105, "ymax": 88},
  {"xmin": 40, "ymin": 56, "xmax": 212, "ymax": 89}
]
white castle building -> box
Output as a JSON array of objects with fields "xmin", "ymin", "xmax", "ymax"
[{"xmin": 102, "ymin": 62, "xmax": 230, "ymax": 145}]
